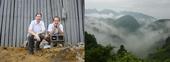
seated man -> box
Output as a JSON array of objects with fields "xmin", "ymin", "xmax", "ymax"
[
  {"xmin": 48, "ymin": 16, "xmax": 64, "ymax": 35},
  {"xmin": 45, "ymin": 16, "xmax": 64, "ymax": 46},
  {"xmin": 27, "ymin": 13, "xmax": 45, "ymax": 54}
]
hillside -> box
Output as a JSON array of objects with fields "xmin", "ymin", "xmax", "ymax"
[{"xmin": 0, "ymin": 47, "xmax": 84, "ymax": 62}]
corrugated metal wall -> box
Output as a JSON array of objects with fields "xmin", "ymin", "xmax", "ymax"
[{"xmin": 0, "ymin": 0, "xmax": 84, "ymax": 47}]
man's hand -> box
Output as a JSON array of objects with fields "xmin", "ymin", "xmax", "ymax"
[
  {"xmin": 34, "ymin": 34, "xmax": 40, "ymax": 41},
  {"xmin": 57, "ymin": 23, "xmax": 60, "ymax": 28},
  {"xmin": 54, "ymin": 22, "xmax": 60, "ymax": 28}
]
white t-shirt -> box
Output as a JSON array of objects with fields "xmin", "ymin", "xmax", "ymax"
[
  {"xmin": 47, "ymin": 23, "xmax": 64, "ymax": 33},
  {"xmin": 28, "ymin": 20, "xmax": 45, "ymax": 33}
]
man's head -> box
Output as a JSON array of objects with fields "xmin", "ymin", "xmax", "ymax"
[
  {"xmin": 35, "ymin": 13, "xmax": 42, "ymax": 23},
  {"xmin": 53, "ymin": 16, "xmax": 61, "ymax": 26}
]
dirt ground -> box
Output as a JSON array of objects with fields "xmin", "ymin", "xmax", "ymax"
[{"xmin": 0, "ymin": 47, "xmax": 84, "ymax": 62}]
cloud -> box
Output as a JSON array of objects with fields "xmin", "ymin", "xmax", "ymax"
[{"xmin": 85, "ymin": 0, "xmax": 170, "ymax": 19}]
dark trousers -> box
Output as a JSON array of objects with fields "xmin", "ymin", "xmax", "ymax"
[{"xmin": 28, "ymin": 34, "xmax": 44, "ymax": 54}]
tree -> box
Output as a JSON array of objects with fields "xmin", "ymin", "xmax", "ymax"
[
  {"xmin": 85, "ymin": 32, "xmax": 97, "ymax": 49},
  {"xmin": 85, "ymin": 32, "xmax": 114, "ymax": 62},
  {"xmin": 117, "ymin": 45, "xmax": 127, "ymax": 57},
  {"xmin": 148, "ymin": 36, "xmax": 170, "ymax": 62},
  {"xmin": 85, "ymin": 32, "xmax": 143, "ymax": 62},
  {"xmin": 113, "ymin": 45, "xmax": 143, "ymax": 62}
]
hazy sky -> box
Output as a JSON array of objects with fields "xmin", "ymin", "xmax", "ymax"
[{"xmin": 85, "ymin": 0, "xmax": 170, "ymax": 19}]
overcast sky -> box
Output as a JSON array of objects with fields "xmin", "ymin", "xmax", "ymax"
[{"xmin": 85, "ymin": 0, "xmax": 170, "ymax": 19}]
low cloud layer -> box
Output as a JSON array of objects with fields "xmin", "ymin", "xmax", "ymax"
[{"xmin": 85, "ymin": 16, "xmax": 170, "ymax": 57}]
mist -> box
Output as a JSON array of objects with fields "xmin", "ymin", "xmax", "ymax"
[{"xmin": 85, "ymin": 14, "xmax": 170, "ymax": 58}]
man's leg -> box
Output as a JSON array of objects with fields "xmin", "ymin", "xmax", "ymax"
[
  {"xmin": 28, "ymin": 35, "xmax": 34, "ymax": 54},
  {"xmin": 35, "ymin": 41, "xmax": 41, "ymax": 51},
  {"xmin": 35, "ymin": 34, "xmax": 44, "ymax": 51},
  {"xmin": 44, "ymin": 33, "xmax": 51, "ymax": 45}
]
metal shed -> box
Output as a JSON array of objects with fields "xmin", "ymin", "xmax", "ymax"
[{"xmin": 0, "ymin": 0, "xmax": 84, "ymax": 47}]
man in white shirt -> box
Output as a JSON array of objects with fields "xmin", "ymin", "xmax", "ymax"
[
  {"xmin": 28, "ymin": 13, "xmax": 45, "ymax": 54},
  {"xmin": 45, "ymin": 16, "xmax": 64, "ymax": 45},
  {"xmin": 47, "ymin": 16, "xmax": 64, "ymax": 35}
]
